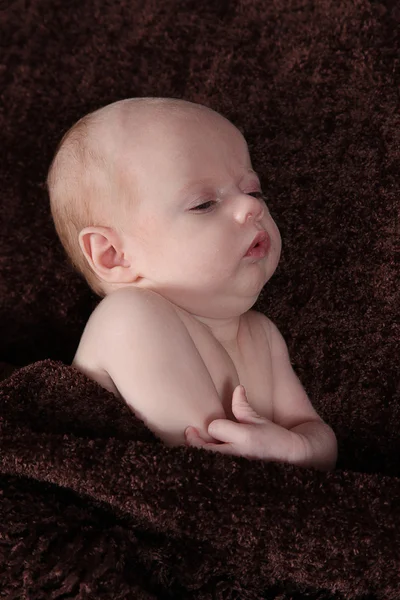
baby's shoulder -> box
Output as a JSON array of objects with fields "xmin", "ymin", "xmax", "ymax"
[
  {"xmin": 72, "ymin": 287, "xmax": 183, "ymax": 392},
  {"xmin": 91, "ymin": 287, "xmax": 178, "ymax": 328},
  {"xmin": 76, "ymin": 287, "xmax": 174, "ymax": 351}
]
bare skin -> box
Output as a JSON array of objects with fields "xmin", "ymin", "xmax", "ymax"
[{"xmin": 70, "ymin": 98, "xmax": 337, "ymax": 470}]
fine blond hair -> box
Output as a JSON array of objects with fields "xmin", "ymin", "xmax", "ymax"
[
  {"xmin": 47, "ymin": 108, "xmax": 124, "ymax": 297},
  {"xmin": 47, "ymin": 97, "xmax": 196, "ymax": 297}
]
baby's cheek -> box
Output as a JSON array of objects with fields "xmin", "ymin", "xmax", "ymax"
[{"xmin": 270, "ymin": 223, "xmax": 282, "ymax": 253}]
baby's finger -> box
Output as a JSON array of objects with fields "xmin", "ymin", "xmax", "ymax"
[
  {"xmin": 232, "ymin": 386, "xmax": 265, "ymax": 425},
  {"xmin": 185, "ymin": 427, "xmax": 236, "ymax": 454},
  {"xmin": 185, "ymin": 427, "xmax": 208, "ymax": 447},
  {"xmin": 185, "ymin": 426, "xmax": 223, "ymax": 446},
  {"xmin": 208, "ymin": 418, "xmax": 249, "ymax": 444}
]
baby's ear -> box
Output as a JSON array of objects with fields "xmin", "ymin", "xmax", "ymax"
[{"xmin": 78, "ymin": 226, "xmax": 133, "ymax": 283}]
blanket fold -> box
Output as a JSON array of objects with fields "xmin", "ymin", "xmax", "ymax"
[
  {"xmin": 1, "ymin": 0, "xmax": 399, "ymax": 597},
  {"xmin": 1, "ymin": 361, "xmax": 400, "ymax": 599}
]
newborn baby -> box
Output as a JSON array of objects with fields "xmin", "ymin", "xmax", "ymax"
[{"xmin": 47, "ymin": 97, "xmax": 337, "ymax": 470}]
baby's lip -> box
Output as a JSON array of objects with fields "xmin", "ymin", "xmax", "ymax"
[{"xmin": 244, "ymin": 230, "xmax": 269, "ymax": 256}]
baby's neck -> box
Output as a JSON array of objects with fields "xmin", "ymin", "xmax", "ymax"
[{"xmin": 191, "ymin": 313, "xmax": 247, "ymax": 350}]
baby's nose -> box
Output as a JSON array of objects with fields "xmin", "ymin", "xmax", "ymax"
[{"xmin": 235, "ymin": 195, "xmax": 265, "ymax": 224}]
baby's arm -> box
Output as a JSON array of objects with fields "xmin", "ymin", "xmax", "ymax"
[
  {"xmin": 94, "ymin": 287, "xmax": 226, "ymax": 447},
  {"xmin": 186, "ymin": 319, "xmax": 337, "ymax": 470},
  {"xmin": 264, "ymin": 316, "xmax": 338, "ymax": 470}
]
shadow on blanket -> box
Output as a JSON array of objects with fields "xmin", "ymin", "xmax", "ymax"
[{"xmin": 1, "ymin": 0, "xmax": 399, "ymax": 598}]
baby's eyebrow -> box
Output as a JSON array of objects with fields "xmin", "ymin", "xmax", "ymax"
[{"xmin": 177, "ymin": 178, "xmax": 215, "ymax": 200}]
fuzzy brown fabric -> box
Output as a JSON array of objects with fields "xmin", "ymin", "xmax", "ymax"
[{"xmin": 1, "ymin": 0, "xmax": 399, "ymax": 598}]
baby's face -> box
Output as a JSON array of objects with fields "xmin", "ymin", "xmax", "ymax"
[{"xmin": 116, "ymin": 105, "xmax": 281, "ymax": 318}]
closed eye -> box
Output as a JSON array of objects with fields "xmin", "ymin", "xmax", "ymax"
[
  {"xmin": 190, "ymin": 200, "xmax": 217, "ymax": 212},
  {"xmin": 190, "ymin": 191, "xmax": 267, "ymax": 213}
]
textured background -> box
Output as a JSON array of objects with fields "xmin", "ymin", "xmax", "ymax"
[
  {"xmin": 1, "ymin": 0, "xmax": 399, "ymax": 472},
  {"xmin": 0, "ymin": 2, "xmax": 400, "ymax": 597}
]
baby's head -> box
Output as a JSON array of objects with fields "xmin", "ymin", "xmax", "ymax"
[{"xmin": 47, "ymin": 98, "xmax": 281, "ymax": 317}]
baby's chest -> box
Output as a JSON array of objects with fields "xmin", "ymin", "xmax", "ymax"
[{"xmin": 189, "ymin": 316, "xmax": 274, "ymax": 421}]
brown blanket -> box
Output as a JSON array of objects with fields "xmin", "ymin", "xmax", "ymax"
[{"xmin": 1, "ymin": 0, "xmax": 399, "ymax": 598}]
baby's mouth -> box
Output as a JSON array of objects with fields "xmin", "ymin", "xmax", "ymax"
[{"xmin": 244, "ymin": 231, "xmax": 270, "ymax": 257}]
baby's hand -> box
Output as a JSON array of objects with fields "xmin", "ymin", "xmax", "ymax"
[{"xmin": 185, "ymin": 385, "xmax": 299, "ymax": 463}]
